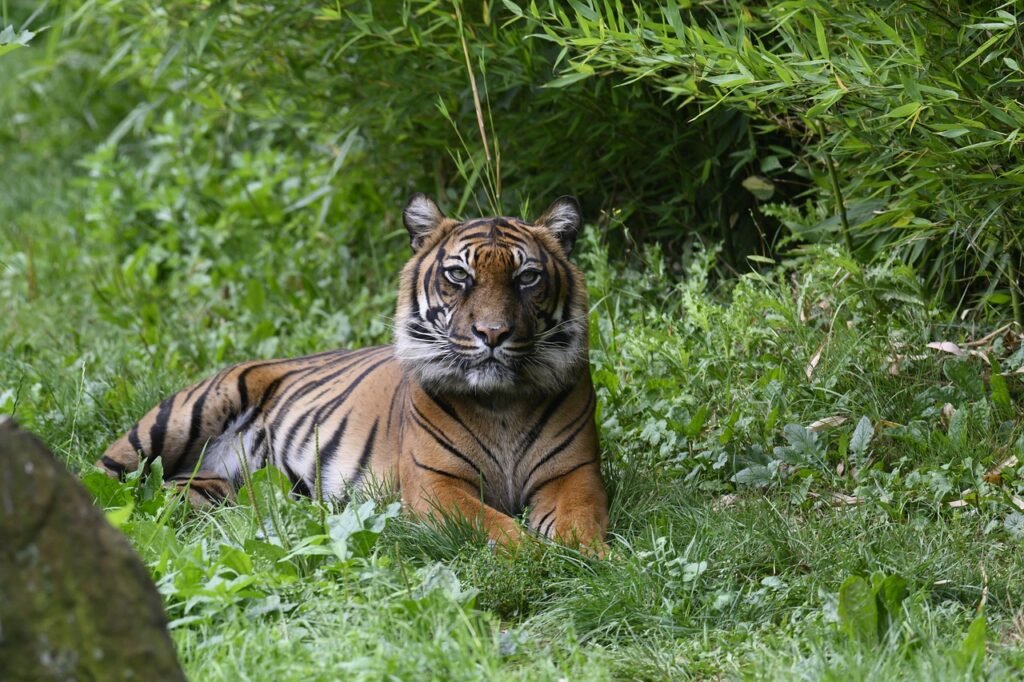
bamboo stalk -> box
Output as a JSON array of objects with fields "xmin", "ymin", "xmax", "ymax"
[{"xmin": 815, "ymin": 122, "xmax": 853, "ymax": 253}]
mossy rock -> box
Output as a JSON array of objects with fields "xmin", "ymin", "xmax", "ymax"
[{"xmin": 0, "ymin": 417, "xmax": 184, "ymax": 681}]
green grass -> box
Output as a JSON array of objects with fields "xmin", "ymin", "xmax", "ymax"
[
  {"xmin": 6, "ymin": 146, "xmax": 1024, "ymax": 679},
  {"xmin": 4, "ymin": 12, "xmax": 1024, "ymax": 680}
]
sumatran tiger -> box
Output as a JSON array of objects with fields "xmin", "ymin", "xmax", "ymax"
[{"xmin": 99, "ymin": 195, "xmax": 608, "ymax": 554}]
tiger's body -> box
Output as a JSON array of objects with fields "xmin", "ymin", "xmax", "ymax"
[{"xmin": 100, "ymin": 195, "xmax": 608, "ymax": 551}]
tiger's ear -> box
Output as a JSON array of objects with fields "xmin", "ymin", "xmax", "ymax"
[
  {"xmin": 534, "ymin": 195, "xmax": 582, "ymax": 255},
  {"xmin": 403, "ymin": 193, "xmax": 445, "ymax": 251}
]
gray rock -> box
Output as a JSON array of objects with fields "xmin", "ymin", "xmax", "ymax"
[{"xmin": 0, "ymin": 417, "xmax": 185, "ymax": 681}]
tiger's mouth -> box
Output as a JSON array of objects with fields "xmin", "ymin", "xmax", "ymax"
[
  {"xmin": 397, "ymin": 322, "xmax": 584, "ymax": 396},
  {"xmin": 463, "ymin": 357, "xmax": 517, "ymax": 390}
]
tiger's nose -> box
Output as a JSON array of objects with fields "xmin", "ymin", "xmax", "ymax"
[{"xmin": 472, "ymin": 322, "xmax": 512, "ymax": 348}]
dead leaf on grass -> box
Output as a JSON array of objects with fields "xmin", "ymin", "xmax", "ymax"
[
  {"xmin": 927, "ymin": 341, "xmax": 965, "ymax": 356},
  {"xmin": 806, "ymin": 491, "xmax": 861, "ymax": 506},
  {"xmin": 941, "ymin": 403, "xmax": 956, "ymax": 427},
  {"xmin": 982, "ymin": 455, "xmax": 1019, "ymax": 484},
  {"xmin": 808, "ymin": 415, "xmax": 847, "ymax": 432},
  {"xmin": 805, "ymin": 342, "xmax": 825, "ymax": 380},
  {"xmin": 713, "ymin": 494, "xmax": 739, "ymax": 512}
]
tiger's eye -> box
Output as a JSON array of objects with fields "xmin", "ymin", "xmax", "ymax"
[
  {"xmin": 445, "ymin": 267, "xmax": 471, "ymax": 284},
  {"xmin": 518, "ymin": 270, "xmax": 541, "ymax": 287}
]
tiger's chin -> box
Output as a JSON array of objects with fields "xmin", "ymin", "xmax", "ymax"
[
  {"xmin": 464, "ymin": 360, "xmax": 517, "ymax": 392},
  {"xmin": 403, "ymin": 352, "xmax": 586, "ymax": 400},
  {"xmin": 410, "ymin": 357, "xmax": 520, "ymax": 396}
]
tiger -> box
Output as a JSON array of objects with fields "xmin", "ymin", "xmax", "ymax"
[{"xmin": 98, "ymin": 194, "xmax": 608, "ymax": 554}]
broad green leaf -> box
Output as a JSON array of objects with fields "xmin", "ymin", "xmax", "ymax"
[
  {"xmin": 219, "ymin": 544, "xmax": 254, "ymax": 576},
  {"xmin": 732, "ymin": 465, "xmax": 772, "ymax": 487},
  {"xmin": 990, "ymin": 374, "xmax": 1011, "ymax": 411},
  {"xmin": 543, "ymin": 69, "xmax": 592, "ymax": 88},
  {"xmin": 872, "ymin": 573, "xmax": 908, "ymax": 636},
  {"xmin": 959, "ymin": 614, "xmax": 987, "ymax": 671},
  {"xmin": 500, "ymin": 0, "xmax": 524, "ymax": 17},
  {"xmin": 105, "ymin": 502, "xmax": 134, "ymax": 529},
  {"xmin": 935, "ymin": 127, "xmax": 971, "ymax": 138},
  {"xmin": 838, "ymin": 576, "xmax": 878, "ymax": 645},
  {"xmin": 947, "ymin": 405, "xmax": 969, "ymax": 450},
  {"xmin": 885, "ymin": 102, "xmax": 922, "ymax": 118},
  {"xmin": 813, "ymin": 13, "xmax": 828, "ymax": 60},
  {"xmin": 0, "ymin": 25, "xmax": 36, "ymax": 57},
  {"xmin": 988, "ymin": 356, "xmax": 1011, "ymax": 412},
  {"xmin": 684, "ymin": 405, "xmax": 709, "ymax": 438},
  {"xmin": 806, "ymin": 88, "xmax": 845, "ymax": 117},
  {"xmin": 705, "ymin": 73, "xmax": 754, "ymax": 88},
  {"xmin": 850, "ymin": 416, "xmax": 874, "ymax": 460},
  {"xmin": 741, "ymin": 175, "xmax": 775, "ymax": 200},
  {"xmin": 237, "ymin": 466, "xmax": 293, "ymax": 506}
]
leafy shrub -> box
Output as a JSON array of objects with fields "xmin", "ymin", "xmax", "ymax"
[{"xmin": 521, "ymin": 0, "xmax": 1024, "ymax": 319}]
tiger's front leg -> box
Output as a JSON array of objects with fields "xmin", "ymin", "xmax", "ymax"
[
  {"xmin": 400, "ymin": 457, "xmax": 523, "ymax": 546},
  {"xmin": 527, "ymin": 461, "xmax": 608, "ymax": 557}
]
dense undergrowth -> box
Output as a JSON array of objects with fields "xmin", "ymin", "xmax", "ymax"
[{"xmin": 3, "ymin": 1, "xmax": 1024, "ymax": 680}]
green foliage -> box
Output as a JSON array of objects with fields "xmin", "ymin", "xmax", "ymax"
[
  {"xmin": 837, "ymin": 572, "xmax": 908, "ymax": 646},
  {"xmin": 5, "ymin": 0, "xmax": 1024, "ymax": 678},
  {"xmin": 517, "ymin": 0, "xmax": 1024, "ymax": 318},
  {"xmin": 0, "ymin": 23, "xmax": 36, "ymax": 56}
]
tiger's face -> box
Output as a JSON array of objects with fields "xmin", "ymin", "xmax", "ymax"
[{"xmin": 394, "ymin": 195, "xmax": 589, "ymax": 397}]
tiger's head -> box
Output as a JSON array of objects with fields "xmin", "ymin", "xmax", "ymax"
[{"xmin": 394, "ymin": 194, "xmax": 589, "ymax": 397}]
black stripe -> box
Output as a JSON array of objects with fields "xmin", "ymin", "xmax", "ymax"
[
  {"xmin": 317, "ymin": 414, "xmax": 349, "ymax": 482},
  {"xmin": 524, "ymin": 458, "xmax": 597, "ymax": 506},
  {"xmin": 128, "ymin": 423, "xmax": 144, "ymax": 457},
  {"xmin": 560, "ymin": 259, "xmax": 574, "ymax": 317},
  {"xmin": 535, "ymin": 508, "xmax": 555, "ymax": 536},
  {"xmin": 542, "ymin": 514, "xmax": 557, "ymax": 538},
  {"xmin": 411, "ymin": 453, "xmax": 478, "ymax": 487},
  {"xmin": 280, "ymin": 354, "xmax": 391, "ymax": 458},
  {"xmin": 189, "ymin": 481, "xmax": 229, "ymax": 504},
  {"xmin": 236, "ymin": 367, "xmax": 252, "ymax": 408},
  {"xmin": 181, "ymin": 371, "xmax": 227, "ymax": 459},
  {"xmin": 523, "ymin": 414, "xmax": 592, "ymax": 489},
  {"xmin": 516, "ymin": 384, "xmax": 575, "ymax": 465},
  {"xmin": 421, "ymin": 261, "xmax": 434, "ymax": 307},
  {"xmin": 182, "ymin": 381, "xmax": 204, "ymax": 404},
  {"xmin": 386, "ymin": 381, "xmax": 402, "ymax": 435},
  {"xmin": 549, "ymin": 258, "xmax": 564, "ymax": 318},
  {"xmin": 101, "ymin": 455, "xmax": 127, "ymax": 477},
  {"xmin": 552, "ymin": 391, "xmax": 595, "ymax": 440},
  {"xmin": 426, "ymin": 393, "xmax": 499, "ymax": 468},
  {"xmin": 460, "ymin": 229, "xmax": 504, "ymax": 241},
  {"xmin": 269, "ymin": 349, "xmax": 386, "ymax": 448},
  {"xmin": 148, "ymin": 396, "xmax": 175, "ymax": 463},
  {"xmin": 496, "ymin": 229, "xmax": 528, "ymax": 246},
  {"xmin": 284, "ymin": 459, "xmax": 311, "ymax": 497},
  {"xmin": 410, "ymin": 404, "xmax": 484, "ymax": 481},
  {"xmin": 265, "ymin": 350, "xmax": 372, "ymax": 418},
  {"xmin": 406, "ymin": 321, "xmax": 436, "ymax": 342},
  {"xmin": 292, "ymin": 477, "xmax": 312, "ymax": 497},
  {"xmin": 255, "ymin": 363, "xmax": 324, "ymax": 419},
  {"xmin": 348, "ymin": 417, "xmax": 379, "ymax": 488},
  {"xmin": 271, "ymin": 347, "xmax": 387, "ymax": 416},
  {"xmin": 235, "ymin": 403, "xmax": 263, "ymax": 434},
  {"xmin": 410, "ymin": 254, "xmax": 423, "ymax": 318}
]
